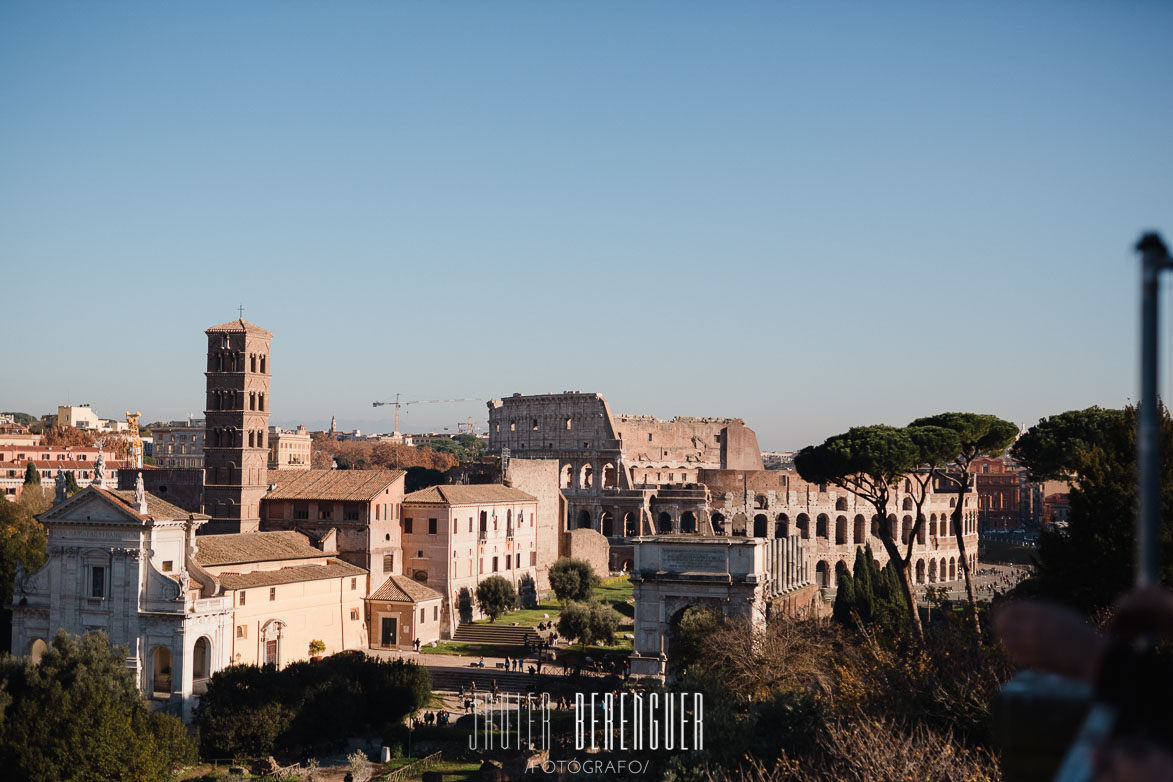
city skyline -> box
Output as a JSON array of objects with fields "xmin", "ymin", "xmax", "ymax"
[{"xmin": 2, "ymin": 2, "xmax": 1172, "ymax": 450}]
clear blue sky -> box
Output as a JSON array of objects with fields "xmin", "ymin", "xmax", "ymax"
[{"xmin": 2, "ymin": 1, "xmax": 1171, "ymax": 450}]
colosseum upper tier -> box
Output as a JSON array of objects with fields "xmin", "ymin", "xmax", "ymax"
[{"xmin": 488, "ymin": 392, "xmax": 979, "ymax": 589}]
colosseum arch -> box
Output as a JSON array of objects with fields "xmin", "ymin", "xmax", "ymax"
[
  {"xmin": 754, "ymin": 494, "xmax": 768, "ymax": 510},
  {"xmin": 816, "ymin": 561, "xmax": 829, "ymax": 588},
  {"xmin": 731, "ymin": 512, "xmax": 747, "ymax": 536},
  {"xmin": 711, "ymin": 512, "xmax": 726, "ymax": 535},
  {"xmin": 835, "ymin": 516, "xmax": 847, "ymax": 545},
  {"xmin": 901, "ymin": 516, "xmax": 913, "ymax": 545},
  {"xmin": 601, "ymin": 512, "xmax": 615, "ymax": 537},
  {"xmin": 577, "ymin": 509, "xmax": 592, "ymax": 529},
  {"xmin": 929, "ymin": 515, "xmax": 937, "ymax": 537},
  {"xmin": 560, "ymin": 463, "xmax": 572, "ymax": 489},
  {"xmin": 681, "ymin": 511, "xmax": 698, "ymax": 534},
  {"xmin": 657, "ymin": 512, "xmax": 673, "ymax": 534},
  {"xmin": 902, "ymin": 496, "xmax": 914, "ymax": 511},
  {"xmin": 835, "ymin": 496, "xmax": 848, "ymax": 511},
  {"xmin": 949, "ymin": 557, "xmax": 957, "ymax": 580},
  {"xmin": 917, "ymin": 521, "xmax": 926, "ymax": 545},
  {"xmin": 928, "ymin": 559, "xmax": 938, "ymax": 582},
  {"xmin": 623, "ymin": 512, "xmax": 638, "ymax": 537},
  {"xmin": 753, "ymin": 514, "xmax": 768, "ymax": 537},
  {"xmin": 580, "ymin": 464, "xmax": 594, "ymax": 489},
  {"xmin": 602, "ymin": 463, "xmax": 617, "ymax": 489},
  {"xmin": 816, "ymin": 514, "xmax": 829, "ymax": 539},
  {"xmin": 939, "ymin": 558, "xmax": 948, "ymax": 581},
  {"xmin": 834, "ymin": 560, "xmax": 848, "ymax": 587},
  {"xmin": 775, "ymin": 513, "xmax": 789, "ymax": 538},
  {"xmin": 916, "ymin": 559, "xmax": 926, "ymax": 584},
  {"xmin": 796, "ymin": 514, "xmax": 810, "ymax": 540},
  {"xmin": 853, "ymin": 515, "xmax": 866, "ymax": 545}
]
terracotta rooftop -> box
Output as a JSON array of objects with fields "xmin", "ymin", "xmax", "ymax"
[
  {"xmin": 103, "ymin": 488, "xmax": 211, "ymax": 521},
  {"xmin": 215, "ymin": 560, "xmax": 366, "ymax": 590},
  {"xmin": 403, "ymin": 484, "xmax": 536, "ymax": 506},
  {"xmin": 369, "ymin": 574, "xmax": 443, "ymax": 603},
  {"xmin": 264, "ymin": 469, "xmax": 405, "ymax": 502},
  {"xmin": 205, "ymin": 318, "xmax": 273, "ymax": 337},
  {"xmin": 195, "ymin": 530, "xmax": 326, "ymax": 566}
]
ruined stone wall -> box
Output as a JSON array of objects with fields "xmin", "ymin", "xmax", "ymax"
[
  {"xmin": 561, "ymin": 528, "xmax": 611, "ymax": 581},
  {"xmin": 488, "ymin": 393, "xmax": 618, "ymax": 453},
  {"xmin": 504, "ymin": 458, "xmax": 565, "ymax": 591}
]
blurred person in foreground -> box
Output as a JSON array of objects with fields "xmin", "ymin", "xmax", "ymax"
[{"xmin": 997, "ymin": 587, "xmax": 1173, "ymax": 782}]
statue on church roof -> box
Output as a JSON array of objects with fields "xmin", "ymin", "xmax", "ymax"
[
  {"xmin": 94, "ymin": 447, "xmax": 107, "ymax": 489},
  {"xmin": 134, "ymin": 471, "xmax": 147, "ymax": 513}
]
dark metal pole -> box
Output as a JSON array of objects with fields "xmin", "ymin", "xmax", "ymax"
[{"xmin": 1137, "ymin": 233, "xmax": 1171, "ymax": 588}]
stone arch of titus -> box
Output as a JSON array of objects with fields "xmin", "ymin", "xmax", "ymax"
[{"xmin": 628, "ymin": 535, "xmax": 815, "ymax": 678}]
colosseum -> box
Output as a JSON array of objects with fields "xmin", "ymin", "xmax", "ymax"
[{"xmin": 487, "ymin": 392, "xmax": 979, "ymax": 590}]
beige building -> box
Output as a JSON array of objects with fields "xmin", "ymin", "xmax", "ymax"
[
  {"xmin": 12, "ymin": 475, "xmax": 369, "ymax": 720},
  {"xmin": 193, "ymin": 531, "xmax": 368, "ymax": 665},
  {"xmin": 153, "ymin": 418, "xmax": 206, "ymax": 469},
  {"xmin": 401, "ymin": 484, "xmax": 539, "ymax": 637},
  {"xmin": 268, "ymin": 425, "xmax": 312, "ymax": 470},
  {"xmin": 366, "ymin": 574, "xmax": 443, "ymax": 650},
  {"xmin": 260, "ymin": 469, "xmax": 406, "ymax": 587}
]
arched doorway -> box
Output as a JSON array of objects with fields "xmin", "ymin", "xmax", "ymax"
[
  {"xmin": 151, "ymin": 646, "xmax": 172, "ymax": 698},
  {"xmin": 711, "ymin": 512, "xmax": 726, "ymax": 535},
  {"xmin": 577, "ymin": 509, "xmax": 592, "ymax": 529},
  {"xmin": 601, "ymin": 512, "xmax": 615, "ymax": 537},
  {"xmin": 28, "ymin": 638, "xmax": 47, "ymax": 664},
  {"xmin": 816, "ymin": 560, "xmax": 829, "ymax": 588},
  {"xmin": 949, "ymin": 557, "xmax": 957, "ymax": 580},
  {"xmin": 261, "ymin": 620, "xmax": 286, "ymax": 668},
  {"xmin": 916, "ymin": 559, "xmax": 926, "ymax": 584},
  {"xmin": 928, "ymin": 559, "xmax": 938, "ymax": 583},
  {"xmin": 657, "ymin": 512, "xmax": 672, "ymax": 534},
  {"xmin": 753, "ymin": 514, "xmax": 768, "ymax": 537},
  {"xmin": 835, "ymin": 516, "xmax": 847, "ymax": 545},
  {"xmin": 816, "ymin": 514, "xmax": 829, "ymax": 538},
  {"xmin": 834, "ymin": 560, "xmax": 847, "ymax": 587},
  {"xmin": 796, "ymin": 514, "xmax": 810, "ymax": 539},
  {"xmin": 681, "ymin": 511, "xmax": 698, "ymax": 534},
  {"xmin": 193, "ymin": 636, "xmax": 212, "ymax": 694},
  {"xmin": 853, "ymin": 515, "xmax": 866, "ymax": 544}
]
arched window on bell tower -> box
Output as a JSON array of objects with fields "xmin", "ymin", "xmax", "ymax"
[
  {"xmin": 260, "ymin": 355, "xmax": 266, "ymax": 373},
  {"xmin": 259, "ymin": 393, "xmax": 265, "ymax": 411},
  {"xmin": 250, "ymin": 354, "xmax": 257, "ymax": 373},
  {"xmin": 249, "ymin": 392, "xmax": 256, "ymax": 411}
]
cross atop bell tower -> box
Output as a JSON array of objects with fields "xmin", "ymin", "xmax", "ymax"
[{"xmin": 203, "ymin": 317, "xmax": 273, "ymax": 533}]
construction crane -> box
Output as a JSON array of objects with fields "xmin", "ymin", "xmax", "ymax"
[{"xmin": 372, "ymin": 394, "xmax": 479, "ymax": 436}]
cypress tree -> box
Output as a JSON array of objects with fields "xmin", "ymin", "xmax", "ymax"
[
  {"xmin": 853, "ymin": 545, "xmax": 876, "ymax": 623},
  {"xmin": 64, "ymin": 470, "xmax": 80, "ymax": 495},
  {"xmin": 832, "ymin": 570, "xmax": 856, "ymax": 625},
  {"xmin": 23, "ymin": 462, "xmax": 40, "ymax": 485}
]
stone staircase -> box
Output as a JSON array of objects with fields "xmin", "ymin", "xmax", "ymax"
[
  {"xmin": 450, "ymin": 623, "xmax": 541, "ymax": 646},
  {"xmin": 427, "ymin": 665, "xmax": 541, "ymax": 693}
]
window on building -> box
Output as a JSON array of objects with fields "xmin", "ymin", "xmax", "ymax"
[
  {"xmin": 419, "ymin": 608, "xmax": 425, "ymax": 623},
  {"xmin": 383, "ymin": 554, "xmax": 393, "ymax": 572},
  {"xmin": 428, "ymin": 518, "xmax": 437, "ymax": 534},
  {"xmin": 319, "ymin": 507, "xmax": 332, "ymax": 520},
  {"xmin": 237, "ymin": 625, "xmax": 247, "ymax": 639},
  {"xmin": 404, "ymin": 518, "xmax": 413, "ymax": 534},
  {"xmin": 294, "ymin": 505, "xmax": 309, "ymax": 520},
  {"xmin": 269, "ymin": 587, "xmax": 276, "ymax": 601},
  {"xmin": 350, "ymin": 577, "xmax": 357, "ymax": 590},
  {"xmin": 505, "ymin": 555, "xmax": 511, "ymax": 570},
  {"xmin": 416, "ymin": 550, "xmax": 423, "ymax": 557},
  {"xmin": 90, "ymin": 566, "xmax": 106, "ymax": 598},
  {"xmin": 240, "ymin": 591, "xmax": 246, "ymax": 605},
  {"xmin": 492, "ymin": 556, "xmax": 499, "ymax": 572},
  {"xmin": 161, "ymin": 561, "xmax": 173, "ymax": 573},
  {"xmin": 344, "ymin": 509, "xmax": 360, "ymax": 521},
  {"xmin": 468, "ymin": 518, "xmax": 473, "ymax": 533},
  {"xmin": 350, "ymin": 608, "xmax": 360, "ymax": 621}
]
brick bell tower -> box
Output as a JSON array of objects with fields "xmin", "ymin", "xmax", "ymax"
[{"xmin": 203, "ymin": 317, "xmax": 273, "ymax": 533}]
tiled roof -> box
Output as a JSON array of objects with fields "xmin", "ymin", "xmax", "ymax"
[
  {"xmin": 102, "ymin": 488, "xmax": 211, "ymax": 521},
  {"xmin": 264, "ymin": 469, "xmax": 405, "ymax": 502},
  {"xmin": 369, "ymin": 574, "xmax": 443, "ymax": 603},
  {"xmin": 402, "ymin": 484, "xmax": 536, "ymax": 506},
  {"xmin": 194, "ymin": 530, "xmax": 326, "ymax": 566},
  {"xmin": 205, "ymin": 318, "xmax": 273, "ymax": 337},
  {"xmin": 216, "ymin": 560, "xmax": 366, "ymax": 590},
  {"xmin": 1, "ymin": 460, "xmax": 129, "ymax": 471}
]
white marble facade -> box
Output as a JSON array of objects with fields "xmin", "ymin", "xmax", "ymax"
[{"xmin": 11, "ymin": 485, "xmax": 232, "ymax": 721}]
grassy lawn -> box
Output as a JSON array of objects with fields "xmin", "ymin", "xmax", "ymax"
[{"xmin": 471, "ymin": 576, "xmax": 634, "ymax": 627}]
